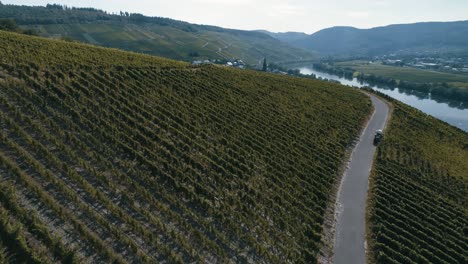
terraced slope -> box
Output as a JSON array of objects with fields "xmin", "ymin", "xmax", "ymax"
[
  {"xmin": 368, "ymin": 93, "xmax": 468, "ymax": 263},
  {"xmin": 0, "ymin": 3, "xmax": 316, "ymax": 64},
  {"xmin": 27, "ymin": 23, "xmax": 314, "ymax": 65},
  {"xmin": 0, "ymin": 31, "xmax": 371, "ymax": 263}
]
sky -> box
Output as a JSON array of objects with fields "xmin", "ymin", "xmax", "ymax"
[{"xmin": 3, "ymin": 0, "xmax": 468, "ymax": 34}]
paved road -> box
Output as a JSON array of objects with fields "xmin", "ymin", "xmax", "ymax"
[{"xmin": 333, "ymin": 95, "xmax": 389, "ymax": 264}]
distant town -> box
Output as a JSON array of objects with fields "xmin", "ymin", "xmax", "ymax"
[
  {"xmin": 380, "ymin": 56, "xmax": 468, "ymax": 73},
  {"xmin": 192, "ymin": 59, "xmax": 246, "ymax": 69}
]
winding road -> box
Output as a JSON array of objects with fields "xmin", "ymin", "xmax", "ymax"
[{"xmin": 333, "ymin": 94, "xmax": 390, "ymax": 264}]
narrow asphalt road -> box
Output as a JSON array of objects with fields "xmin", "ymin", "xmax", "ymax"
[{"xmin": 333, "ymin": 94, "xmax": 389, "ymax": 264}]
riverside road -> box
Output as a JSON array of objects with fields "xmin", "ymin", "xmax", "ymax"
[{"xmin": 333, "ymin": 95, "xmax": 390, "ymax": 264}]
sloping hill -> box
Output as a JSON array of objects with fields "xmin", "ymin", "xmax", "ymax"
[
  {"xmin": 269, "ymin": 21, "xmax": 468, "ymax": 57},
  {"xmin": 257, "ymin": 30, "xmax": 309, "ymax": 44},
  {"xmin": 367, "ymin": 91, "xmax": 467, "ymax": 263},
  {"xmin": 0, "ymin": 3, "xmax": 315, "ymax": 64},
  {"xmin": 0, "ymin": 31, "xmax": 371, "ymax": 263}
]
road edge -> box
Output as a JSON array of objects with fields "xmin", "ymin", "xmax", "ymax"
[
  {"xmin": 317, "ymin": 93, "xmax": 375, "ymax": 264},
  {"xmin": 362, "ymin": 91, "xmax": 393, "ymax": 264}
]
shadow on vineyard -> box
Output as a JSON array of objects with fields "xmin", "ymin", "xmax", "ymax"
[
  {"xmin": 0, "ymin": 31, "xmax": 372, "ymax": 263},
  {"xmin": 367, "ymin": 91, "xmax": 468, "ymax": 263}
]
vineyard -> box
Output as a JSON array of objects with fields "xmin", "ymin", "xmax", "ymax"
[
  {"xmin": 368, "ymin": 92, "xmax": 468, "ymax": 263},
  {"xmin": 0, "ymin": 3, "xmax": 316, "ymax": 64},
  {"xmin": 0, "ymin": 31, "xmax": 372, "ymax": 263}
]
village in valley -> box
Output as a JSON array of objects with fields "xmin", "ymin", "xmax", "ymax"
[
  {"xmin": 192, "ymin": 58, "xmax": 246, "ymax": 69},
  {"xmin": 380, "ymin": 56, "xmax": 468, "ymax": 73}
]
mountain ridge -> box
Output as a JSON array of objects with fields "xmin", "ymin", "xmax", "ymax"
[{"xmin": 264, "ymin": 20, "xmax": 468, "ymax": 58}]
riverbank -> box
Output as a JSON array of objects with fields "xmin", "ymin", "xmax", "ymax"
[
  {"xmin": 298, "ymin": 66, "xmax": 468, "ymax": 132},
  {"xmin": 313, "ymin": 62, "xmax": 468, "ymax": 103}
]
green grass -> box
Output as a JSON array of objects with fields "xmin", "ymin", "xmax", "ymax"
[
  {"xmin": 336, "ymin": 60, "xmax": 468, "ymax": 84},
  {"xmin": 367, "ymin": 92, "xmax": 467, "ymax": 263},
  {"xmin": 450, "ymin": 82, "xmax": 468, "ymax": 89},
  {"xmin": 0, "ymin": 31, "xmax": 371, "ymax": 263}
]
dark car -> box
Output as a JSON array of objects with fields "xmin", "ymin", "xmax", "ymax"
[{"xmin": 374, "ymin": 130, "xmax": 384, "ymax": 145}]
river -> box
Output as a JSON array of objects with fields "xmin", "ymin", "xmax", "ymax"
[{"xmin": 298, "ymin": 67, "xmax": 468, "ymax": 132}]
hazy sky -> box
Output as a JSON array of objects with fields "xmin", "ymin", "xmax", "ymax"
[{"xmin": 3, "ymin": 0, "xmax": 468, "ymax": 33}]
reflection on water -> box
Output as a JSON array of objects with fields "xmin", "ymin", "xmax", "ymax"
[{"xmin": 299, "ymin": 67, "xmax": 468, "ymax": 132}]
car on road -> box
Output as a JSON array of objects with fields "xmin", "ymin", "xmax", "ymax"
[{"xmin": 374, "ymin": 130, "xmax": 384, "ymax": 145}]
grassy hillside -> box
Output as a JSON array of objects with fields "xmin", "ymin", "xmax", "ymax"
[
  {"xmin": 0, "ymin": 3, "xmax": 315, "ymax": 65},
  {"xmin": 0, "ymin": 31, "xmax": 371, "ymax": 263},
  {"xmin": 258, "ymin": 30, "xmax": 309, "ymax": 44},
  {"xmin": 31, "ymin": 22, "xmax": 314, "ymax": 65},
  {"xmin": 367, "ymin": 92, "xmax": 468, "ymax": 263},
  {"xmin": 337, "ymin": 61, "xmax": 468, "ymax": 85}
]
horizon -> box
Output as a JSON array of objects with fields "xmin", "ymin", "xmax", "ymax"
[
  {"xmin": 263, "ymin": 19, "xmax": 468, "ymax": 34},
  {"xmin": 2, "ymin": 0, "xmax": 468, "ymax": 34}
]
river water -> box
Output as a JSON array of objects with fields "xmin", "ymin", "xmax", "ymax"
[{"xmin": 298, "ymin": 67, "xmax": 468, "ymax": 132}]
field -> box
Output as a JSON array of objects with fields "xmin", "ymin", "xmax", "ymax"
[
  {"xmin": 450, "ymin": 82, "xmax": 468, "ymax": 89},
  {"xmin": 0, "ymin": 31, "xmax": 371, "ymax": 263},
  {"xmin": 367, "ymin": 91, "xmax": 468, "ymax": 263},
  {"xmin": 336, "ymin": 61, "xmax": 468, "ymax": 86}
]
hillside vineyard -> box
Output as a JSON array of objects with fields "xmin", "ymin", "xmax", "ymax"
[
  {"xmin": 0, "ymin": 31, "xmax": 371, "ymax": 263},
  {"xmin": 0, "ymin": 4, "xmax": 315, "ymax": 64},
  {"xmin": 367, "ymin": 93, "xmax": 468, "ymax": 264}
]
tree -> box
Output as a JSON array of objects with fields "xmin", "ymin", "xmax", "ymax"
[
  {"xmin": 46, "ymin": 4, "xmax": 63, "ymax": 10},
  {"xmin": 22, "ymin": 28, "xmax": 37, "ymax": 36},
  {"xmin": 189, "ymin": 51, "xmax": 199, "ymax": 57},
  {"xmin": 262, "ymin": 57, "xmax": 267, "ymax": 72},
  {"xmin": 61, "ymin": 36, "xmax": 75, "ymax": 42},
  {"xmin": 0, "ymin": 19, "xmax": 18, "ymax": 31}
]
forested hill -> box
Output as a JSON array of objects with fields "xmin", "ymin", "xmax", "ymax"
[
  {"xmin": 0, "ymin": 31, "xmax": 370, "ymax": 263},
  {"xmin": 0, "ymin": 3, "xmax": 315, "ymax": 64},
  {"xmin": 267, "ymin": 21, "xmax": 468, "ymax": 58},
  {"xmin": 0, "ymin": 3, "xmax": 237, "ymax": 32}
]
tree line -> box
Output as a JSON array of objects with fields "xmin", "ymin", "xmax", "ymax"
[
  {"xmin": 0, "ymin": 3, "xmax": 268, "ymax": 38},
  {"xmin": 313, "ymin": 63, "xmax": 468, "ymax": 104},
  {"xmin": 0, "ymin": 18, "xmax": 37, "ymax": 35}
]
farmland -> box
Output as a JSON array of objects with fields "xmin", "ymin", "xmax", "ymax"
[
  {"xmin": 367, "ymin": 92, "xmax": 468, "ymax": 263},
  {"xmin": 0, "ymin": 31, "xmax": 371, "ymax": 263},
  {"xmin": 336, "ymin": 60, "xmax": 468, "ymax": 86}
]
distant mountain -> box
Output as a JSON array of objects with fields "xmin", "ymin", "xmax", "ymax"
[
  {"xmin": 0, "ymin": 3, "xmax": 315, "ymax": 64},
  {"xmin": 256, "ymin": 30, "xmax": 309, "ymax": 43},
  {"xmin": 266, "ymin": 21, "xmax": 468, "ymax": 58}
]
